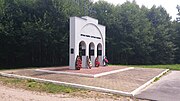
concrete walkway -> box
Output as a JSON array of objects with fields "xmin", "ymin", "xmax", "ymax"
[{"xmin": 136, "ymin": 71, "xmax": 180, "ymax": 101}]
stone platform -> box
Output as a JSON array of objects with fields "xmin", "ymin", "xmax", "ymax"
[{"xmin": 35, "ymin": 66, "xmax": 134, "ymax": 77}]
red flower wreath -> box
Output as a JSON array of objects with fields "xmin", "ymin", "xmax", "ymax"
[{"xmin": 75, "ymin": 56, "xmax": 82, "ymax": 70}]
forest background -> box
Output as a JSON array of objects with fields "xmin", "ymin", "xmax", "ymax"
[{"xmin": 0, "ymin": 0, "xmax": 180, "ymax": 68}]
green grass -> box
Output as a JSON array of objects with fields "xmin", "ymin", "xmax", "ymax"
[
  {"xmin": 0, "ymin": 76, "xmax": 126, "ymax": 99},
  {"xmin": 130, "ymin": 64, "xmax": 180, "ymax": 70},
  {"xmin": 0, "ymin": 76, "xmax": 81, "ymax": 94},
  {"xmin": 111, "ymin": 64, "xmax": 180, "ymax": 70},
  {"xmin": 153, "ymin": 77, "xmax": 160, "ymax": 82},
  {"xmin": 0, "ymin": 65, "xmax": 68, "ymax": 70},
  {"xmin": 153, "ymin": 70, "xmax": 169, "ymax": 82}
]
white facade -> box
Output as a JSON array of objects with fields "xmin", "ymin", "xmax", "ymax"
[{"xmin": 69, "ymin": 16, "xmax": 106, "ymax": 69}]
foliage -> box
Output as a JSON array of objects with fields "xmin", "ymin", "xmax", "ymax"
[
  {"xmin": 0, "ymin": 0, "xmax": 80, "ymax": 68},
  {"xmin": 0, "ymin": 0, "xmax": 179, "ymax": 68},
  {"xmin": 173, "ymin": 22, "xmax": 180, "ymax": 63},
  {"xmin": 91, "ymin": 1, "xmax": 175, "ymax": 65},
  {"xmin": 147, "ymin": 6, "xmax": 175, "ymax": 64}
]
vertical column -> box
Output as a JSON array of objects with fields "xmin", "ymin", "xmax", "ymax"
[{"xmin": 69, "ymin": 17, "xmax": 76, "ymax": 69}]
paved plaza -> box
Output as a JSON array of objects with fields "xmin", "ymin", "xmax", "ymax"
[{"xmin": 1, "ymin": 66, "xmax": 166, "ymax": 95}]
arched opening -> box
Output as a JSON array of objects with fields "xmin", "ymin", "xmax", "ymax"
[
  {"xmin": 89, "ymin": 42, "xmax": 95, "ymax": 59},
  {"xmin": 97, "ymin": 43, "xmax": 103, "ymax": 66},
  {"xmin": 79, "ymin": 41, "xmax": 86, "ymax": 57},
  {"xmin": 79, "ymin": 41, "xmax": 86, "ymax": 68},
  {"xmin": 89, "ymin": 42, "xmax": 95, "ymax": 66},
  {"xmin": 97, "ymin": 43, "xmax": 102, "ymax": 56}
]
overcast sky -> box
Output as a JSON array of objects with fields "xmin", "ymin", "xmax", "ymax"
[{"xmin": 93, "ymin": 0, "xmax": 179, "ymax": 20}]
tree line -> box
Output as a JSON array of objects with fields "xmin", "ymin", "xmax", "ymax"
[{"xmin": 0, "ymin": 0, "xmax": 180, "ymax": 68}]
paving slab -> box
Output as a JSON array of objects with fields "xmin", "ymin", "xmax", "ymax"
[{"xmin": 136, "ymin": 71, "xmax": 180, "ymax": 101}]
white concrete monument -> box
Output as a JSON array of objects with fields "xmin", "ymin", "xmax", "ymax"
[{"xmin": 69, "ymin": 16, "xmax": 106, "ymax": 69}]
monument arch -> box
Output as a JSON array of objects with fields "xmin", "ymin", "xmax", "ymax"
[{"xmin": 69, "ymin": 16, "xmax": 106, "ymax": 69}]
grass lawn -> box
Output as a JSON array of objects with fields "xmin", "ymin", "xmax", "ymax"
[
  {"xmin": 126, "ymin": 64, "xmax": 180, "ymax": 70},
  {"xmin": 0, "ymin": 76, "xmax": 81, "ymax": 94},
  {"xmin": 0, "ymin": 76, "xmax": 129, "ymax": 100}
]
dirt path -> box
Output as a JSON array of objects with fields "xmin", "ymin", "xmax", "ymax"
[{"xmin": 0, "ymin": 83, "xmax": 134, "ymax": 101}]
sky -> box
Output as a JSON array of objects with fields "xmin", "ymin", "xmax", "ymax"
[{"xmin": 93, "ymin": 0, "xmax": 179, "ymax": 20}]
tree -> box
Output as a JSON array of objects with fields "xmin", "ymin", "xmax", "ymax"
[
  {"xmin": 0, "ymin": 0, "xmax": 80, "ymax": 68},
  {"xmin": 147, "ymin": 6, "xmax": 175, "ymax": 64},
  {"xmin": 0, "ymin": 0, "xmax": 178, "ymax": 68},
  {"xmin": 174, "ymin": 5, "xmax": 180, "ymax": 63}
]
